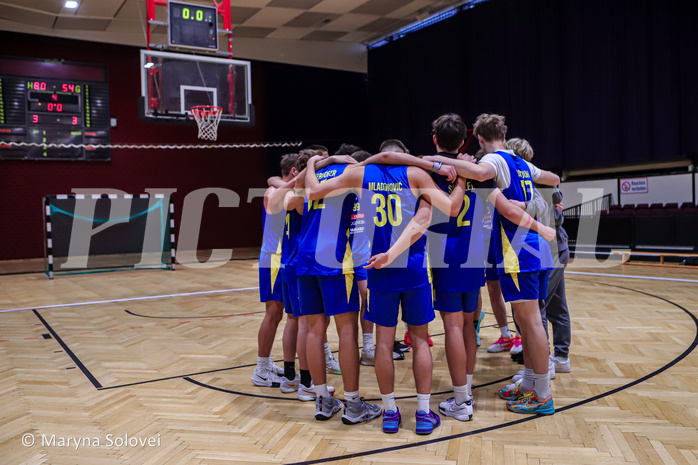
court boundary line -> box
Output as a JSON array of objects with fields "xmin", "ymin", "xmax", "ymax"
[
  {"xmin": 0, "ymin": 286, "xmax": 259, "ymax": 314},
  {"xmin": 33, "ymin": 309, "xmax": 103, "ymax": 389}
]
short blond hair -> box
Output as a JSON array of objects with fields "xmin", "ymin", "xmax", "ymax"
[{"xmin": 505, "ymin": 138, "xmax": 534, "ymax": 162}]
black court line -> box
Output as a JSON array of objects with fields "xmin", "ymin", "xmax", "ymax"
[
  {"xmin": 33, "ymin": 309, "xmax": 103, "ymax": 389},
  {"xmin": 184, "ymin": 376, "xmax": 511, "ymax": 403},
  {"xmin": 187, "ymin": 279, "xmax": 695, "ymax": 465},
  {"xmin": 125, "ymin": 309, "xmax": 266, "ymax": 319}
]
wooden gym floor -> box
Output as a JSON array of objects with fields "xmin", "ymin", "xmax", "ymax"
[{"xmin": 1, "ymin": 258, "xmax": 697, "ymax": 465}]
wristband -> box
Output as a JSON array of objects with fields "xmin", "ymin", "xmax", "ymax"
[{"xmin": 432, "ymin": 161, "xmax": 443, "ymax": 172}]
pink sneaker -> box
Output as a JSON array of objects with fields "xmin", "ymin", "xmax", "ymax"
[
  {"xmin": 487, "ymin": 335, "xmax": 515, "ymax": 353},
  {"xmin": 509, "ymin": 335, "xmax": 522, "ymax": 355}
]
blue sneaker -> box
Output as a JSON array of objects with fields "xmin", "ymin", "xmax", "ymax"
[
  {"xmin": 475, "ymin": 311, "xmax": 485, "ymax": 346},
  {"xmin": 382, "ymin": 408, "xmax": 401, "ymax": 434},
  {"xmin": 415, "ymin": 409, "xmax": 441, "ymax": 435}
]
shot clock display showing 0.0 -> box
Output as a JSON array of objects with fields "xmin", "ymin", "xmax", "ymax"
[{"xmin": 168, "ymin": 1, "xmax": 218, "ymax": 51}]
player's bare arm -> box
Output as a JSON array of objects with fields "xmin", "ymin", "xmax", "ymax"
[
  {"xmin": 364, "ymin": 198, "xmax": 432, "ymax": 270},
  {"xmin": 264, "ymin": 177, "xmax": 296, "ymax": 215},
  {"xmin": 409, "ymin": 167, "xmax": 465, "ymax": 217},
  {"xmin": 305, "ymin": 155, "xmax": 364, "ymax": 200},
  {"xmin": 535, "ymin": 169, "xmax": 560, "ymax": 186},
  {"xmin": 489, "ymin": 188, "xmax": 556, "ymax": 241},
  {"xmin": 422, "ymin": 154, "xmax": 496, "ymax": 182},
  {"xmin": 363, "ymin": 151, "xmax": 457, "ymax": 182}
]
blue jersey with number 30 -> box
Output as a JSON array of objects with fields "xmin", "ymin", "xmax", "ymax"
[
  {"xmin": 492, "ymin": 151, "xmax": 553, "ymax": 275},
  {"xmin": 361, "ymin": 165, "xmax": 428, "ymax": 292}
]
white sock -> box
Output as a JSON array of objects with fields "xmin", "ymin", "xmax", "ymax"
[
  {"xmin": 521, "ymin": 367, "xmax": 535, "ymax": 392},
  {"xmin": 323, "ymin": 343, "xmax": 332, "ymax": 358},
  {"xmin": 381, "ymin": 392, "xmax": 397, "ymax": 412},
  {"xmin": 362, "ymin": 333, "xmax": 374, "ymax": 348},
  {"xmin": 267, "ymin": 356, "xmax": 276, "ymax": 366},
  {"xmin": 416, "ymin": 393, "xmax": 431, "ymax": 413},
  {"xmin": 466, "ymin": 374, "xmax": 474, "ymax": 397},
  {"xmin": 499, "ymin": 326, "xmax": 512, "ymax": 339},
  {"xmin": 344, "ymin": 390, "xmax": 360, "ymax": 403},
  {"xmin": 534, "ymin": 372, "xmax": 551, "ymax": 399},
  {"xmin": 257, "ymin": 356, "xmax": 270, "ymax": 368},
  {"xmin": 453, "ymin": 385, "xmax": 468, "ymax": 405},
  {"xmin": 315, "ymin": 383, "xmax": 330, "ymax": 399}
]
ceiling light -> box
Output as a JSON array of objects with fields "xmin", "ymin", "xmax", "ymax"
[{"xmin": 65, "ymin": 1, "xmax": 78, "ymax": 9}]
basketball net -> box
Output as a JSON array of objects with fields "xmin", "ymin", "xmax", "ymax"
[{"xmin": 191, "ymin": 106, "xmax": 223, "ymax": 141}]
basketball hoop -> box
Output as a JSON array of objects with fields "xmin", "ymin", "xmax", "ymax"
[{"xmin": 191, "ymin": 105, "xmax": 223, "ymax": 141}]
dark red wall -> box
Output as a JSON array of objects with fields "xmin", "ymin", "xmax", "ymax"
[{"xmin": 0, "ymin": 31, "xmax": 269, "ymax": 260}]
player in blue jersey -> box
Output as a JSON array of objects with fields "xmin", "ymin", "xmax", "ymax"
[
  {"xmin": 252, "ymin": 154, "xmax": 298, "ymax": 388},
  {"xmin": 305, "ymin": 153, "xmax": 465, "ymax": 434},
  {"xmin": 424, "ymin": 114, "xmax": 484, "ymax": 421},
  {"xmin": 425, "ymin": 113, "xmax": 560, "ymax": 415},
  {"xmin": 294, "ymin": 150, "xmax": 383, "ymax": 425}
]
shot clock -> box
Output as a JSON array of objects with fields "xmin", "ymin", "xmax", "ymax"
[
  {"xmin": 0, "ymin": 56, "xmax": 110, "ymax": 161},
  {"xmin": 168, "ymin": 1, "xmax": 218, "ymax": 51}
]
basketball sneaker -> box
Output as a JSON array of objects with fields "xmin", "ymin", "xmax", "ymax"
[
  {"xmin": 298, "ymin": 383, "xmax": 336, "ymax": 402},
  {"xmin": 509, "ymin": 335, "xmax": 522, "ymax": 355},
  {"xmin": 360, "ymin": 346, "xmax": 375, "ymax": 366},
  {"xmin": 279, "ymin": 374, "xmax": 299, "ymax": 394},
  {"xmin": 251, "ymin": 366, "xmax": 284, "ymax": 387},
  {"xmin": 415, "ymin": 410, "xmax": 441, "ymax": 435},
  {"xmin": 507, "ymin": 394, "xmax": 555, "ymax": 415},
  {"xmin": 341, "ymin": 398, "xmax": 382, "ymax": 425},
  {"xmin": 550, "ymin": 354, "xmax": 571, "ymax": 373},
  {"xmin": 438, "ymin": 396, "xmax": 473, "ymax": 421},
  {"xmin": 487, "ymin": 335, "xmax": 515, "ymax": 353},
  {"xmin": 315, "ymin": 396, "xmax": 342, "ymax": 421},
  {"xmin": 325, "ymin": 352, "xmax": 341, "ymax": 374},
  {"xmin": 475, "ymin": 311, "xmax": 485, "ymax": 346},
  {"xmin": 393, "ymin": 349, "xmax": 405, "ymax": 360},
  {"xmin": 382, "ymin": 408, "xmax": 401, "ymax": 434},
  {"xmin": 269, "ymin": 361, "xmax": 284, "ymax": 376},
  {"xmin": 393, "ymin": 339, "xmax": 410, "ymax": 353},
  {"xmin": 498, "ymin": 382, "xmax": 532, "ymax": 401},
  {"xmin": 512, "ymin": 369, "xmax": 524, "ymax": 383}
]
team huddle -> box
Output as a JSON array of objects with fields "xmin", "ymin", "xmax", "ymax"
[{"xmin": 252, "ymin": 113, "xmax": 570, "ymax": 435}]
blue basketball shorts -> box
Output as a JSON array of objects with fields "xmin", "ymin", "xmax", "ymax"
[
  {"xmin": 434, "ymin": 289, "xmax": 479, "ymax": 314},
  {"xmin": 365, "ymin": 282, "xmax": 435, "ymax": 327},
  {"xmin": 259, "ymin": 253, "xmax": 282, "ymax": 303},
  {"xmin": 354, "ymin": 263, "xmax": 368, "ymax": 282},
  {"xmin": 281, "ymin": 277, "xmax": 302, "ymax": 317},
  {"xmin": 297, "ymin": 273, "xmax": 360, "ymax": 317},
  {"xmin": 499, "ymin": 270, "xmax": 550, "ymax": 303}
]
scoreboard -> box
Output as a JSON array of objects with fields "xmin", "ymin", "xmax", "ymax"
[{"xmin": 0, "ymin": 57, "xmax": 110, "ymax": 161}]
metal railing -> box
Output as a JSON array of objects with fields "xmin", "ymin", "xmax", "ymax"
[{"xmin": 562, "ymin": 193, "xmax": 612, "ymax": 219}]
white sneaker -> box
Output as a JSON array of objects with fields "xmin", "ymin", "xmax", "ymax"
[
  {"xmin": 549, "ymin": 359, "xmax": 556, "ymax": 380},
  {"xmin": 269, "ymin": 361, "xmax": 284, "ymax": 376},
  {"xmin": 550, "ymin": 354, "xmax": 571, "ymax": 373},
  {"xmin": 438, "ymin": 396, "xmax": 474, "ymax": 421},
  {"xmin": 298, "ymin": 383, "xmax": 336, "ymax": 402},
  {"xmin": 509, "ymin": 335, "xmax": 523, "ymax": 355},
  {"xmin": 326, "ymin": 352, "xmax": 341, "ymax": 374},
  {"xmin": 512, "ymin": 369, "xmax": 524, "ymax": 383},
  {"xmin": 251, "ymin": 366, "xmax": 284, "ymax": 387},
  {"xmin": 360, "ymin": 346, "xmax": 375, "ymax": 366},
  {"xmin": 504, "ymin": 378, "xmax": 522, "ymax": 391},
  {"xmin": 280, "ymin": 374, "xmax": 299, "ymax": 393},
  {"xmin": 315, "ymin": 396, "xmax": 342, "ymax": 421}
]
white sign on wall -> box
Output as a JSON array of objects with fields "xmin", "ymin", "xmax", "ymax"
[{"xmin": 620, "ymin": 177, "xmax": 648, "ymax": 194}]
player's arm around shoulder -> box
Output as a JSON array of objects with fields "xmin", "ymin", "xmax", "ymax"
[
  {"xmin": 424, "ymin": 154, "xmax": 496, "ymax": 182},
  {"xmin": 408, "ymin": 167, "xmax": 464, "ymax": 217},
  {"xmin": 305, "ymin": 156, "xmax": 363, "ymax": 201},
  {"xmin": 489, "ymin": 188, "xmax": 556, "ymax": 241},
  {"xmin": 526, "ymin": 160, "xmax": 560, "ymax": 186}
]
